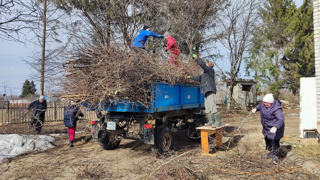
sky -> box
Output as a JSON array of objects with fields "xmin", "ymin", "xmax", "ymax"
[
  {"xmin": 0, "ymin": 0, "xmax": 304, "ymax": 97},
  {"xmin": 0, "ymin": 39, "xmax": 37, "ymax": 96}
]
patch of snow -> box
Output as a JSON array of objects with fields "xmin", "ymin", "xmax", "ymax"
[
  {"xmin": 0, "ymin": 134, "xmax": 55, "ymax": 163},
  {"xmin": 75, "ymin": 131, "xmax": 85, "ymax": 134},
  {"xmin": 48, "ymin": 133, "xmax": 62, "ymax": 137},
  {"xmin": 286, "ymin": 113, "xmax": 299, "ymax": 116}
]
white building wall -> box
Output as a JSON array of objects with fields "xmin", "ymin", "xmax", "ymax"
[
  {"xmin": 314, "ymin": 0, "xmax": 320, "ymax": 124},
  {"xmin": 300, "ymin": 78, "xmax": 317, "ymax": 138}
]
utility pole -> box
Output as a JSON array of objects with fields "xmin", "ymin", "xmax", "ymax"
[{"xmin": 40, "ymin": 0, "xmax": 47, "ymax": 96}]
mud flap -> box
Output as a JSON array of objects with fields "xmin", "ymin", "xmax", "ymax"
[
  {"xmin": 144, "ymin": 128, "xmax": 154, "ymax": 145},
  {"xmin": 91, "ymin": 124, "xmax": 99, "ymax": 139}
]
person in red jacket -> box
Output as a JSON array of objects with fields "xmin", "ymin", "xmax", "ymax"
[{"xmin": 164, "ymin": 32, "xmax": 180, "ymax": 66}]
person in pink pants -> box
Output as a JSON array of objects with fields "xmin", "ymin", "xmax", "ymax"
[{"xmin": 63, "ymin": 101, "xmax": 84, "ymax": 147}]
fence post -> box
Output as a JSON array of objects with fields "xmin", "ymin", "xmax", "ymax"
[
  {"xmin": 53, "ymin": 101, "xmax": 57, "ymax": 121},
  {"xmin": 7, "ymin": 101, "xmax": 9, "ymax": 124},
  {"xmin": 1, "ymin": 102, "xmax": 3, "ymax": 124}
]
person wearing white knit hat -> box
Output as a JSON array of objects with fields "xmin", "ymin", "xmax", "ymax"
[
  {"xmin": 27, "ymin": 95, "xmax": 47, "ymax": 134},
  {"xmin": 251, "ymin": 93, "xmax": 285, "ymax": 165},
  {"xmin": 263, "ymin": 93, "xmax": 274, "ymax": 104}
]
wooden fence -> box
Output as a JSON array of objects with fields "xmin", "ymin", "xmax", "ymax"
[{"xmin": 0, "ymin": 101, "xmax": 96, "ymax": 125}]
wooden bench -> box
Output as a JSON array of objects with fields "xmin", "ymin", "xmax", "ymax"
[{"xmin": 196, "ymin": 124, "xmax": 230, "ymax": 155}]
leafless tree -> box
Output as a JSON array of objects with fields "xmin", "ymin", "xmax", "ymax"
[
  {"xmin": 213, "ymin": 0, "xmax": 260, "ymax": 110},
  {"xmin": 0, "ymin": 0, "xmax": 38, "ymax": 41},
  {"xmin": 159, "ymin": 0, "xmax": 225, "ymax": 56},
  {"xmin": 23, "ymin": 0, "xmax": 71, "ymax": 96}
]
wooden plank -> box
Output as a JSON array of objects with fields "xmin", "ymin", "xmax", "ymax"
[
  {"xmin": 196, "ymin": 123, "xmax": 230, "ymax": 130},
  {"xmin": 200, "ymin": 130, "xmax": 209, "ymax": 154},
  {"xmin": 197, "ymin": 124, "xmax": 231, "ymax": 155},
  {"xmin": 216, "ymin": 128, "xmax": 222, "ymax": 148}
]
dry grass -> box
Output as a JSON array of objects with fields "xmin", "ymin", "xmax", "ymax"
[
  {"xmin": 1, "ymin": 109, "xmax": 320, "ymax": 179},
  {"xmin": 279, "ymin": 90, "xmax": 300, "ymax": 105},
  {"xmin": 295, "ymin": 145, "xmax": 320, "ymax": 160}
]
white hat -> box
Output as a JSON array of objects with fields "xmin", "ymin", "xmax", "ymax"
[
  {"xmin": 70, "ymin": 100, "xmax": 76, "ymax": 105},
  {"xmin": 39, "ymin": 95, "xmax": 45, "ymax": 100},
  {"xmin": 263, "ymin": 93, "xmax": 274, "ymax": 103}
]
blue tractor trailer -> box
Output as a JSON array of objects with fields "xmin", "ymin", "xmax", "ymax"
[{"xmin": 85, "ymin": 82, "xmax": 206, "ymax": 153}]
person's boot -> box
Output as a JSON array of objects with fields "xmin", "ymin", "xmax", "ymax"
[
  {"xmin": 69, "ymin": 140, "xmax": 74, "ymax": 147},
  {"xmin": 205, "ymin": 114, "xmax": 214, "ymax": 126},
  {"xmin": 212, "ymin": 114, "xmax": 222, "ymax": 127},
  {"xmin": 30, "ymin": 118, "xmax": 34, "ymax": 127},
  {"xmin": 35, "ymin": 128, "xmax": 41, "ymax": 134},
  {"xmin": 261, "ymin": 152, "xmax": 272, "ymax": 159},
  {"xmin": 272, "ymin": 155, "xmax": 279, "ymax": 165}
]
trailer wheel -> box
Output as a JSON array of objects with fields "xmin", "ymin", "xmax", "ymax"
[
  {"xmin": 188, "ymin": 117, "xmax": 206, "ymax": 143},
  {"xmin": 97, "ymin": 129, "xmax": 121, "ymax": 150},
  {"xmin": 154, "ymin": 125, "xmax": 173, "ymax": 154}
]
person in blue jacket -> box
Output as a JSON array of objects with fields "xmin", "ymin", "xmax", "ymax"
[
  {"xmin": 63, "ymin": 100, "xmax": 84, "ymax": 147},
  {"xmin": 131, "ymin": 26, "xmax": 164, "ymax": 50},
  {"xmin": 251, "ymin": 93, "xmax": 285, "ymax": 165},
  {"xmin": 27, "ymin": 95, "xmax": 47, "ymax": 134}
]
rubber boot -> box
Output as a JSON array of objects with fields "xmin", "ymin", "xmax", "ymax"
[
  {"xmin": 212, "ymin": 114, "xmax": 222, "ymax": 127},
  {"xmin": 205, "ymin": 114, "xmax": 214, "ymax": 126},
  {"xmin": 69, "ymin": 140, "xmax": 74, "ymax": 147}
]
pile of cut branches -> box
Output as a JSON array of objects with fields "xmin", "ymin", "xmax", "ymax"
[{"xmin": 62, "ymin": 46, "xmax": 201, "ymax": 107}]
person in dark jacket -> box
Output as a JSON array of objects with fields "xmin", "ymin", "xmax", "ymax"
[
  {"xmin": 187, "ymin": 55, "xmax": 221, "ymax": 127},
  {"xmin": 63, "ymin": 101, "xmax": 84, "ymax": 147},
  {"xmin": 252, "ymin": 93, "xmax": 285, "ymax": 165},
  {"xmin": 164, "ymin": 32, "xmax": 180, "ymax": 66},
  {"xmin": 131, "ymin": 26, "xmax": 164, "ymax": 50},
  {"xmin": 27, "ymin": 95, "xmax": 47, "ymax": 134}
]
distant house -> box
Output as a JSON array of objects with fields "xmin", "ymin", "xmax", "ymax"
[
  {"xmin": 226, "ymin": 79, "xmax": 257, "ymax": 110},
  {"xmin": 8, "ymin": 99, "xmax": 32, "ymax": 107}
]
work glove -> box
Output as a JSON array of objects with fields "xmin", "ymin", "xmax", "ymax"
[
  {"xmin": 270, "ymin": 127, "xmax": 277, "ymax": 133},
  {"xmin": 191, "ymin": 53, "xmax": 197, "ymax": 59},
  {"xmin": 158, "ymin": 35, "xmax": 164, "ymax": 39},
  {"xmin": 187, "ymin": 76, "xmax": 191, "ymax": 79},
  {"xmin": 251, "ymin": 108, "xmax": 256, "ymax": 113}
]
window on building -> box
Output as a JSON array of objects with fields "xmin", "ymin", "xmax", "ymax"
[{"xmin": 242, "ymin": 85, "xmax": 252, "ymax": 91}]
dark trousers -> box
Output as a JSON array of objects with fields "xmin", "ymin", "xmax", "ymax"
[
  {"xmin": 30, "ymin": 117, "xmax": 44, "ymax": 132},
  {"xmin": 265, "ymin": 137, "xmax": 280, "ymax": 154}
]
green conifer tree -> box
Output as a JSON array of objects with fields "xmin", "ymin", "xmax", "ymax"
[
  {"xmin": 252, "ymin": 0, "xmax": 296, "ymax": 98},
  {"xmin": 30, "ymin": 80, "xmax": 37, "ymax": 95},
  {"xmin": 20, "ymin": 80, "xmax": 31, "ymax": 98},
  {"xmin": 282, "ymin": 0, "xmax": 314, "ymax": 94}
]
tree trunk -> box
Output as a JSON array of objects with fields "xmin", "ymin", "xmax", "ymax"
[
  {"xmin": 227, "ymin": 80, "xmax": 235, "ymax": 110},
  {"xmin": 275, "ymin": 50, "xmax": 279, "ymax": 83},
  {"xmin": 40, "ymin": 0, "xmax": 47, "ymax": 96}
]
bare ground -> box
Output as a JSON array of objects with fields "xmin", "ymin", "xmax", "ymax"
[{"xmin": 0, "ymin": 109, "xmax": 319, "ymax": 180}]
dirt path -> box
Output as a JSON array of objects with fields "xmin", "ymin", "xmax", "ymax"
[{"xmin": 1, "ymin": 109, "xmax": 319, "ymax": 179}]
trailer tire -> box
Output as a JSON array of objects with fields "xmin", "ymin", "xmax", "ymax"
[
  {"xmin": 154, "ymin": 125, "xmax": 173, "ymax": 154},
  {"xmin": 188, "ymin": 117, "xmax": 206, "ymax": 143},
  {"xmin": 97, "ymin": 129, "xmax": 121, "ymax": 150}
]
